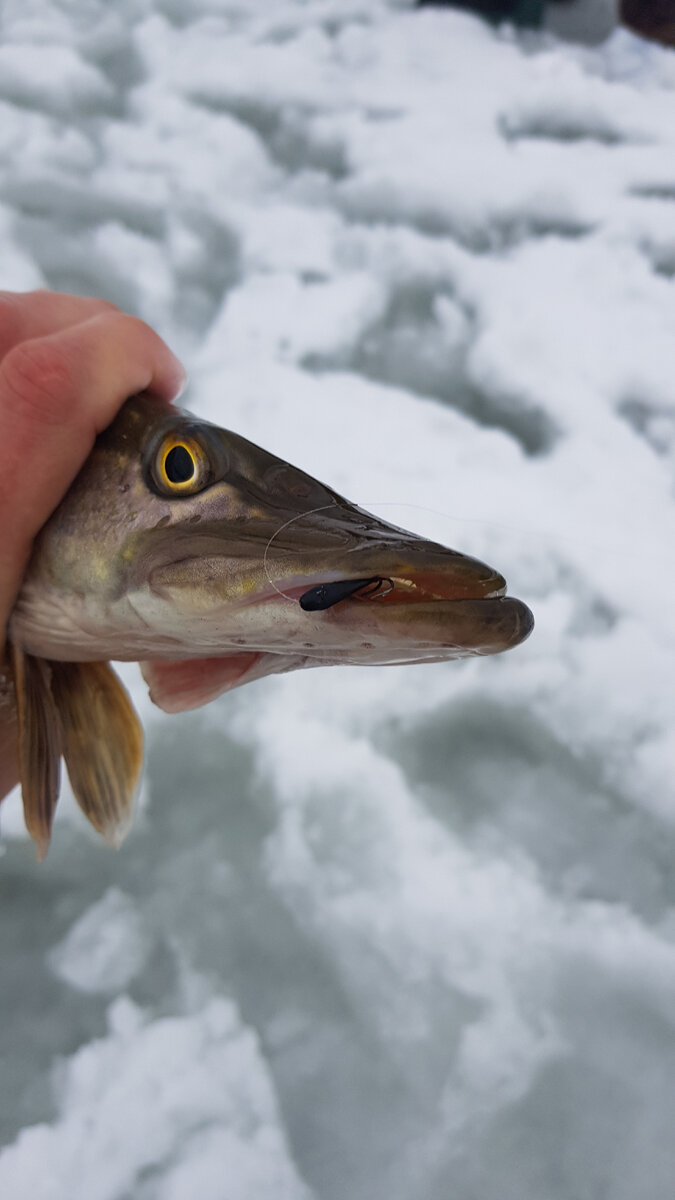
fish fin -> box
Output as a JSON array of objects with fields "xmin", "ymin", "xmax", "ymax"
[
  {"xmin": 10, "ymin": 643, "xmax": 62, "ymax": 861},
  {"xmin": 50, "ymin": 661, "xmax": 143, "ymax": 849},
  {"xmin": 140, "ymin": 651, "xmax": 307, "ymax": 713},
  {"xmin": 141, "ymin": 653, "xmax": 263, "ymax": 713}
]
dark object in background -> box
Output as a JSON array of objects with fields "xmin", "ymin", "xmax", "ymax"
[
  {"xmin": 417, "ymin": 0, "xmax": 574, "ymax": 30},
  {"xmin": 419, "ymin": 0, "xmax": 675, "ymax": 47},
  {"xmin": 620, "ymin": 0, "xmax": 675, "ymax": 44}
]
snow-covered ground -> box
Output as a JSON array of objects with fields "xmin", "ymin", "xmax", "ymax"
[{"xmin": 1, "ymin": 2, "xmax": 674, "ymax": 1197}]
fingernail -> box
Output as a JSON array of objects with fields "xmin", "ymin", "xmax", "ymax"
[{"xmin": 172, "ymin": 363, "xmax": 188, "ymax": 401}]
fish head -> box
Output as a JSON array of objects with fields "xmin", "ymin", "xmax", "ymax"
[
  {"xmin": 9, "ymin": 394, "xmax": 534, "ymax": 855},
  {"xmin": 11, "ymin": 395, "xmax": 533, "ymax": 708}
]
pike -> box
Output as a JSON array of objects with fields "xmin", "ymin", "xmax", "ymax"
[{"xmin": 7, "ymin": 395, "xmax": 533, "ymax": 858}]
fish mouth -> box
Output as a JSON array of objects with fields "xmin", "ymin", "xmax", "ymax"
[
  {"xmin": 144, "ymin": 521, "xmax": 533, "ymax": 663},
  {"xmin": 138, "ymin": 548, "xmax": 534, "ymax": 715},
  {"xmin": 249, "ymin": 553, "xmax": 534, "ymax": 661},
  {"xmin": 293, "ymin": 569, "xmax": 507, "ymax": 611}
]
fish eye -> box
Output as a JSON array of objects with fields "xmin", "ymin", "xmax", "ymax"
[
  {"xmin": 152, "ymin": 433, "xmax": 213, "ymax": 496},
  {"xmin": 164, "ymin": 444, "xmax": 196, "ymax": 484}
]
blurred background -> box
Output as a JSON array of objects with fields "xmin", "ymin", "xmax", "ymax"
[{"xmin": 0, "ymin": 2, "xmax": 674, "ymax": 1198}]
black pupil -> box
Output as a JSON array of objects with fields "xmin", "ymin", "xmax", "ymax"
[{"xmin": 165, "ymin": 445, "xmax": 195, "ymax": 484}]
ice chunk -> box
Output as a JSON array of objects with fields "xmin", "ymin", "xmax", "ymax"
[
  {"xmin": 48, "ymin": 888, "xmax": 150, "ymax": 995},
  {"xmin": 0, "ymin": 44, "xmax": 113, "ymax": 116}
]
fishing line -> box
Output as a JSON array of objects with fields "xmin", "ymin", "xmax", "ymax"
[
  {"xmin": 262, "ymin": 501, "xmax": 340, "ymax": 602},
  {"xmin": 356, "ymin": 500, "xmax": 665, "ymax": 568},
  {"xmin": 262, "ymin": 495, "xmax": 663, "ymax": 607}
]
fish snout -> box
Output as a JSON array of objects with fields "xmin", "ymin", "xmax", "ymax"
[{"xmin": 285, "ymin": 539, "xmax": 534, "ymax": 660}]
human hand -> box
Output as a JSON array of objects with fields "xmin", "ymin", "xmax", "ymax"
[{"xmin": 0, "ymin": 289, "xmax": 185, "ymax": 799}]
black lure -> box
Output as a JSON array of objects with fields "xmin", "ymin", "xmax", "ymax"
[{"xmin": 299, "ymin": 577, "xmax": 384, "ymax": 612}]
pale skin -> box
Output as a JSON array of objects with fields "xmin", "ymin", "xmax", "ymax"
[{"xmin": 0, "ymin": 289, "xmax": 185, "ymax": 799}]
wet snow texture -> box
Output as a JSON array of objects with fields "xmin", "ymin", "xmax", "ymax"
[{"xmin": 1, "ymin": 2, "xmax": 675, "ymax": 1198}]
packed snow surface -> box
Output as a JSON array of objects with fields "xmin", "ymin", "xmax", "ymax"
[{"xmin": 1, "ymin": 2, "xmax": 675, "ymax": 1198}]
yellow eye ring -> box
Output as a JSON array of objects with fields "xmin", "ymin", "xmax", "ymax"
[{"xmin": 155, "ymin": 433, "xmax": 211, "ymax": 495}]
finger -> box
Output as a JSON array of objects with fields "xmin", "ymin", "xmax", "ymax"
[
  {"xmin": 0, "ymin": 310, "xmax": 187, "ymax": 634},
  {"xmin": 0, "ymin": 289, "xmax": 118, "ymax": 362}
]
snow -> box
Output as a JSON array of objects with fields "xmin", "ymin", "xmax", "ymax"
[
  {"xmin": 0, "ymin": 2, "xmax": 674, "ymax": 1199},
  {"xmin": 0, "ymin": 996, "xmax": 311, "ymax": 1200}
]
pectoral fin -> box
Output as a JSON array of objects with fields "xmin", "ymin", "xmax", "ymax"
[
  {"xmin": 140, "ymin": 651, "xmax": 302, "ymax": 713},
  {"xmin": 141, "ymin": 653, "xmax": 262, "ymax": 713},
  {"xmin": 50, "ymin": 661, "xmax": 143, "ymax": 849},
  {"xmin": 10, "ymin": 644, "xmax": 62, "ymax": 861}
]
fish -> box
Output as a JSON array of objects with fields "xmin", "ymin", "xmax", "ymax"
[{"xmin": 6, "ymin": 394, "xmax": 533, "ymax": 859}]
